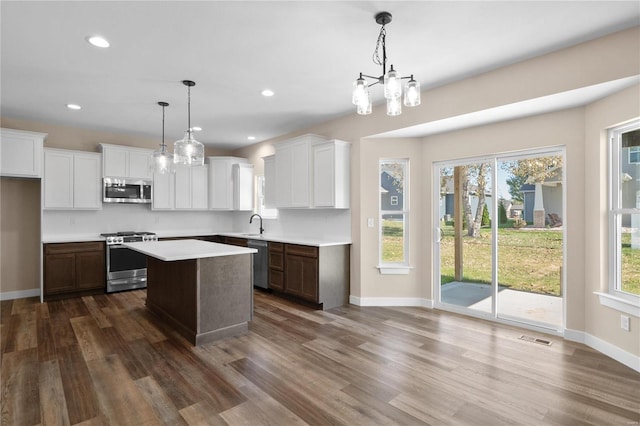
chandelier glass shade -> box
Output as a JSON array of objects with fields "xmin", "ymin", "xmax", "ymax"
[
  {"xmin": 352, "ymin": 12, "xmax": 420, "ymax": 116},
  {"xmin": 152, "ymin": 101, "xmax": 174, "ymax": 175},
  {"xmin": 174, "ymin": 80, "xmax": 205, "ymax": 166}
]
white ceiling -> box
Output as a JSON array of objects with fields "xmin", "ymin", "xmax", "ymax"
[{"xmin": 1, "ymin": 1, "xmax": 639, "ymax": 150}]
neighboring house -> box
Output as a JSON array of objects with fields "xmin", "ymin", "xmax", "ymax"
[
  {"xmin": 521, "ymin": 168, "xmax": 563, "ymax": 225},
  {"xmin": 621, "ymin": 131, "xmax": 640, "ymax": 227},
  {"xmin": 381, "ymin": 171, "xmax": 403, "ymax": 216}
]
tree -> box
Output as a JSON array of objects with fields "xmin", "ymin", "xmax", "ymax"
[
  {"xmin": 481, "ymin": 203, "xmax": 490, "ymax": 226},
  {"xmin": 506, "ymin": 175, "xmax": 526, "ymax": 203},
  {"xmin": 498, "ymin": 200, "xmax": 508, "ymax": 224},
  {"xmin": 467, "ymin": 163, "xmax": 489, "ymax": 237}
]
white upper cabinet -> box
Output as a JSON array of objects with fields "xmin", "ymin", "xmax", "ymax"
[
  {"xmin": 43, "ymin": 148, "xmax": 102, "ymax": 210},
  {"xmin": 152, "ymin": 171, "xmax": 175, "ymax": 210},
  {"xmin": 312, "ymin": 140, "xmax": 350, "ymax": 208},
  {"xmin": 207, "ymin": 156, "xmax": 253, "ymax": 211},
  {"xmin": 275, "ymin": 134, "xmax": 328, "ymax": 208},
  {"xmin": 0, "ymin": 128, "xmax": 46, "ymax": 178},
  {"xmin": 272, "ymin": 134, "xmax": 349, "ymax": 209},
  {"xmin": 99, "ymin": 144, "xmax": 153, "ymax": 179},
  {"xmin": 174, "ymin": 165, "xmax": 208, "ymax": 210}
]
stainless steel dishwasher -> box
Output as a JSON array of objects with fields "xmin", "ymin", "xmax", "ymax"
[{"xmin": 247, "ymin": 239, "xmax": 268, "ymax": 289}]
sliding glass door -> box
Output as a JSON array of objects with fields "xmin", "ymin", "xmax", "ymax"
[{"xmin": 434, "ymin": 149, "xmax": 565, "ymax": 332}]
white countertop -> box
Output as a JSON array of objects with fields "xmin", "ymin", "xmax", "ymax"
[{"xmin": 124, "ymin": 239, "xmax": 257, "ymax": 261}]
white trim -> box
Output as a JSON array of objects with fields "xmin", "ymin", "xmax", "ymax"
[
  {"xmin": 594, "ymin": 291, "xmax": 640, "ymax": 317},
  {"xmin": 377, "ymin": 265, "xmax": 413, "ymax": 275},
  {"xmin": 0, "ymin": 288, "xmax": 41, "ymax": 301},
  {"xmin": 565, "ymin": 328, "xmax": 640, "ymax": 373},
  {"xmin": 349, "ymin": 295, "xmax": 433, "ymax": 308}
]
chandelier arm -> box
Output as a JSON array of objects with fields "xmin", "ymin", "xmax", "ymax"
[
  {"xmin": 360, "ymin": 73, "xmax": 381, "ymax": 80},
  {"xmin": 367, "ymin": 81, "xmax": 381, "ymax": 88}
]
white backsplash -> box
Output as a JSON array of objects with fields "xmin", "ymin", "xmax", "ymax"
[
  {"xmin": 43, "ymin": 204, "xmax": 351, "ymax": 242},
  {"xmin": 42, "ymin": 203, "xmax": 235, "ymax": 240},
  {"xmin": 232, "ymin": 209, "xmax": 351, "ymax": 241}
]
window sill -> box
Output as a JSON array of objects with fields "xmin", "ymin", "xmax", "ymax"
[
  {"xmin": 594, "ymin": 292, "xmax": 640, "ymax": 318},
  {"xmin": 377, "ymin": 265, "xmax": 413, "ymax": 275}
]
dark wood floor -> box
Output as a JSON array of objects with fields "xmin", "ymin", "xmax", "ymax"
[{"xmin": 1, "ymin": 289, "xmax": 639, "ymax": 425}]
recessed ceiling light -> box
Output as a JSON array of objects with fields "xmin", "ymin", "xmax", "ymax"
[
  {"xmin": 247, "ymin": 136, "xmax": 256, "ymax": 141},
  {"xmin": 86, "ymin": 36, "xmax": 110, "ymax": 48},
  {"xmin": 66, "ymin": 104, "xmax": 81, "ymax": 110},
  {"xmin": 191, "ymin": 126, "xmax": 202, "ymax": 132},
  {"xmin": 261, "ymin": 89, "xmax": 274, "ymax": 97}
]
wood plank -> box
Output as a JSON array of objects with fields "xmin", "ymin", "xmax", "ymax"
[
  {"xmin": 81, "ymin": 296, "xmax": 112, "ymax": 328},
  {"xmin": 135, "ymin": 376, "xmax": 188, "ymax": 426},
  {"xmin": 178, "ymin": 401, "xmax": 228, "ymax": 426},
  {"xmin": 69, "ymin": 315, "xmax": 110, "ymax": 362},
  {"xmin": 56, "ymin": 344, "xmax": 100, "ymax": 424},
  {"xmin": 0, "ymin": 348, "xmax": 40, "ymax": 425},
  {"xmin": 39, "ymin": 359, "xmax": 71, "ymax": 426},
  {"xmin": 86, "ymin": 353, "xmax": 162, "ymax": 425}
]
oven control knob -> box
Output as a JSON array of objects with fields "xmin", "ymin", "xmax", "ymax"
[
  {"xmin": 106, "ymin": 237, "xmax": 113, "ymax": 244},
  {"xmin": 116, "ymin": 237, "xmax": 124, "ymax": 244}
]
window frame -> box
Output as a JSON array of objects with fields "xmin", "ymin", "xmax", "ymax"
[
  {"xmin": 601, "ymin": 119, "xmax": 640, "ymax": 317},
  {"xmin": 378, "ymin": 158, "xmax": 411, "ymax": 274},
  {"xmin": 255, "ymin": 175, "xmax": 277, "ymax": 219}
]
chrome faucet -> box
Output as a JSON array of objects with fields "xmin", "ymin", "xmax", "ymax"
[{"xmin": 249, "ymin": 214, "xmax": 264, "ymax": 234}]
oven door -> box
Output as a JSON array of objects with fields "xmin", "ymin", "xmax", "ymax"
[{"xmin": 106, "ymin": 244, "xmax": 148, "ymax": 292}]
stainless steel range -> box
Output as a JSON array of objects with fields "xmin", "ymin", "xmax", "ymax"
[{"xmin": 100, "ymin": 231, "xmax": 157, "ymax": 293}]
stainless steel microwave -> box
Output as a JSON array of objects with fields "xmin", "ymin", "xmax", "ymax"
[{"xmin": 103, "ymin": 178, "xmax": 152, "ymax": 203}]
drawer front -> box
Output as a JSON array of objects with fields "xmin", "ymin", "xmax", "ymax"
[
  {"xmin": 269, "ymin": 251, "xmax": 284, "ymax": 270},
  {"xmin": 45, "ymin": 242, "xmax": 105, "ymax": 255},
  {"xmin": 269, "ymin": 242, "xmax": 284, "ymax": 252},
  {"xmin": 225, "ymin": 237, "xmax": 248, "ymax": 247},
  {"xmin": 285, "ymin": 244, "xmax": 318, "ymax": 258}
]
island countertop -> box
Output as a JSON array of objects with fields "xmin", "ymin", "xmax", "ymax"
[{"xmin": 124, "ymin": 239, "xmax": 257, "ymax": 261}]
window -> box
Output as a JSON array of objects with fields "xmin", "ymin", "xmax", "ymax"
[
  {"xmin": 379, "ymin": 159, "xmax": 410, "ymax": 274},
  {"xmin": 256, "ymin": 175, "xmax": 277, "ymax": 219},
  {"xmin": 604, "ymin": 120, "xmax": 640, "ymax": 315}
]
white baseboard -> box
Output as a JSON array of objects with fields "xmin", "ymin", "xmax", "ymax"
[
  {"xmin": 349, "ymin": 295, "xmax": 433, "ymax": 308},
  {"xmin": 0, "ymin": 288, "xmax": 41, "ymax": 301},
  {"xmin": 565, "ymin": 328, "xmax": 640, "ymax": 373}
]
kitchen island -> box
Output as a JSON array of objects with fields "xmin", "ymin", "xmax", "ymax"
[{"xmin": 124, "ymin": 239, "xmax": 256, "ymax": 346}]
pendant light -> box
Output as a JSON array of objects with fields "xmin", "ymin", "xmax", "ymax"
[
  {"xmin": 174, "ymin": 80, "xmax": 204, "ymax": 166},
  {"xmin": 152, "ymin": 101, "xmax": 174, "ymax": 174},
  {"xmin": 351, "ymin": 12, "xmax": 420, "ymax": 116}
]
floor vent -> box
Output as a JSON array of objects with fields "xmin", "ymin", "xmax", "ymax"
[{"xmin": 519, "ymin": 335, "xmax": 552, "ymax": 346}]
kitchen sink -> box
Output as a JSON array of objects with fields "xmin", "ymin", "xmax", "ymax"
[{"xmin": 241, "ymin": 233, "xmax": 263, "ymax": 238}]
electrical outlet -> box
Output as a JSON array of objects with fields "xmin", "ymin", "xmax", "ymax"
[
  {"xmin": 620, "ymin": 315, "xmax": 630, "ymax": 331},
  {"xmin": 367, "ymin": 218, "xmax": 374, "ymax": 228}
]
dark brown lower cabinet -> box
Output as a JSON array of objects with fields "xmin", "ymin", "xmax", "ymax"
[
  {"xmin": 44, "ymin": 242, "xmax": 105, "ymax": 300},
  {"xmin": 269, "ymin": 242, "xmax": 349, "ymax": 310}
]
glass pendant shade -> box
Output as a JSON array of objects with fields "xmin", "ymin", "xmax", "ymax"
[
  {"xmin": 356, "ymin": 91, "xmax": 372, "ymax": 115},
  {"xmin": 404, "ymin": 77, "xmax": 421, "ymax": 107},
  {"xmin": 386, "ymin": 97, "xmax": 402, "ymax": 116},
  {"xmin": 352, "ymin": 77, "xmax": 368, "ymax": 106},
  {"xmin": 153, "ymin": 148, "xmax": 174, "ymax": 174},
  {"xmin": 384, "ymin": 66, "xmax": 402, "ymax": 100},
  {"xmin": 174, "ymin": 130, "xmax": 205, "ymax": 166}
]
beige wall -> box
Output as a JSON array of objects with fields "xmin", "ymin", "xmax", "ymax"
[
  {"xmin": 0, "ymin": 177, "xmax": 41, "ymax": 294},
  {"xmin": 584, "ymin": 86, "xmax": 640, "ymax": 355}
]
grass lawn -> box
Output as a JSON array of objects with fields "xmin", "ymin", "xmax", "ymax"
[{"xmin": 383, "ymin": 219, "xmax": 640, "ymax": 297}]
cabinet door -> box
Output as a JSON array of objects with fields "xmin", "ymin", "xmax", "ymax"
[
  {"xmin": 44, "ymin": 253, "xmax": 76, "ymax": 294},
  {"xmin": 73, "ymin": 153, "xmax": 102, "ymax": 209},
  {"xmin": 263, "ymin": 155, "xmax": 276, "ymax": 209},
  {"xmin": 0, "ymin": 129, "xmax": 44, "ymax": 178},
  {"xmin": 75, "ymin": 251, "xmax": 105, "ymax": 290},
  {"xmin": 191, "ymin": 165, "xmax": 209, "ymax": 210},
  {"xmin": 174, "ymin": 166, "xmax": 192, "ymax": 209},
  {"xmin": 152, "ymin": 171, "xmax": 175, "ymax": 210},
  {"xmin": 128, "ymin": 150, "xmax": 152, "ymax": 179},
  {"xmin": 43, "ymin": 150, "xmax": 74, "ymax": 209},
  {"xmin": 290, "ymin": 142, "xmax": 310, "ymax": 207},
  {"xmin": 313, "ymin": 143, "xmax": 335, "ymax": 207},
  {"xmin": 208, "ymin": 159, "xmax": 232, "ymax": 210},
  {"xmin": 275, "ymin": 145, "xmax": 293, "ymax": 207},
  {"xmin": 233, "ymin": 163, "xmax": 253, "ymax": 211},
  {"xmin": 102, "ymin": 146, "xmax": 128, "ymax": 177},
  {"xmin": 285, "ymin": 254, "xmax": 319, "ymax": 302}
]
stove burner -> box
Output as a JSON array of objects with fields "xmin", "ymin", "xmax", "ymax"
[{"xmin": 100, "ymin": 231, "xmax": 157, "ymax": 245}]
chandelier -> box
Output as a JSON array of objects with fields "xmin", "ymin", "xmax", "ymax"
[
  {"xmin": 174, "ymin": 80, "xmax": 205, "ymax": 166},
  {"xmin": 352, "ymin": 12, "xmax": 420, "ymax": 116},
  {"xmin": 152, "ymin": 101, "xmax": 174, "ymax": 175}
]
